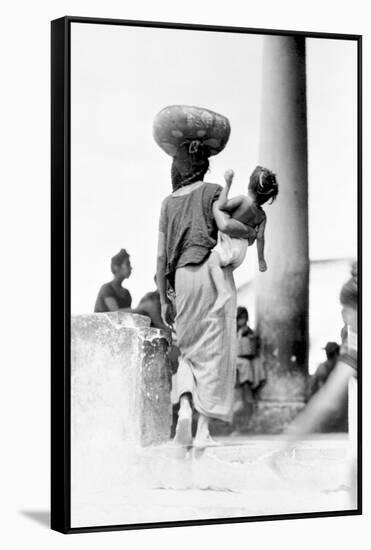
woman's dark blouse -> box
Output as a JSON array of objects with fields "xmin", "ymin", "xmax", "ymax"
[
  {"xmin": 159, "ymin": 182, "xmax": 222, "ymax": 287},
  {"xmin": 94, "ymin": 282, "xmax": 132, "ymax": 313}
]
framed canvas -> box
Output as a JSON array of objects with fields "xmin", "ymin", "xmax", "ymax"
[{"xmin": 51, "ymin": 16, "xmax": 362, "ymax": 533}]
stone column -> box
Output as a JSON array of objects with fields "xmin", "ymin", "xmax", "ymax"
[{"xmin": 249, "ymin": 36, "xmax": 310, "ymax": 433}]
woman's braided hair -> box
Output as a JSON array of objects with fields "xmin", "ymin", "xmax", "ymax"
[{"xmin": 171, "ymin": 140, "xmax": 210, "ymax": 191}]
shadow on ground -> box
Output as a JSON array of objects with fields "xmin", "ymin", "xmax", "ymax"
[{"xmin": 19, "ymin": 510, "xmax": 50, "ymax": 528}]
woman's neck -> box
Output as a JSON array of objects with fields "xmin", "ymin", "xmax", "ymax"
[{"xmin": 172, "ymin": 180, "xmax": 204, "ymax": 196}]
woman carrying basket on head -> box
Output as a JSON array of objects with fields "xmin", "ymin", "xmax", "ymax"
[{"xmin": 154, "ymin": 105, "xmax": 257, "ymax": 449}]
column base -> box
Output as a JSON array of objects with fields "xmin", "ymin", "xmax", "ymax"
[{"xmin": 247, "ymin": 401, "xmax": 305, "ymax": 434}]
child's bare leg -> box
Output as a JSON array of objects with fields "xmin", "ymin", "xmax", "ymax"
[
  {"xmin": 209, "ymin": 251, "xmax": 230, "ymax": 309},
  {"xmin": 217, "ymin": 169, "xmax": 234, "ymax": 210}
]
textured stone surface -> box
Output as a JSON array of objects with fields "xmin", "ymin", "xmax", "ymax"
[
  {"xmin": 139, "ymin": 328, "xmax": 172, "ymax": 446},
  {"xmin": 71, "ymin": 313, "xmax": 172, "ymax": 491},
  {"xmin": 101, "ymin": 310, "xmax": 151, "ymax": 328}
]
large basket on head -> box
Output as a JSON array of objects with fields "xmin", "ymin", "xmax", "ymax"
[{"xmin": 153, "ymin": 105, "xmax": 231, "ymax": 158}]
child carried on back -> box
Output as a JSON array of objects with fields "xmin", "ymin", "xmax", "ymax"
[{"xmin": 210, "ymin": 166, "xmax": 278, "ymax": 302}]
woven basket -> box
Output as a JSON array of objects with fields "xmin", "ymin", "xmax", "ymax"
[{"xmin": 153, "ymin": 105, "xmax": 231, "ymax": 158}]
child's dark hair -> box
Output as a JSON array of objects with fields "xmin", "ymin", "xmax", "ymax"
[
  {"xmin": 249, "ymin": 166, "xmax": 279, "ymax": 204},
  {"xmin": 171, "ymin": 140, "xmax": 210, "ymax": 191}
]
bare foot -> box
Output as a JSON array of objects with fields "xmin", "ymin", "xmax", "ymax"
[
  {"xmin": 193, "ymin": 433, "xmax": 221, "ymax": 450},
  {"xmin": 194, "ymin": 413, "xmax": 220, "ymax": 450},
  {"xmin": 173, "ymin": 406, "xmax": 193, "ymax": 447}
]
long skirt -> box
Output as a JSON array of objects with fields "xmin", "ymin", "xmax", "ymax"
[{"xmin": 171, "ymin": 255, "xmax": 237, "ymax": 422}]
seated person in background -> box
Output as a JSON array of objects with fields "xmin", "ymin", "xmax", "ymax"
[
  {"xmin": 94, "ymin": 249, "xmax": 132, "ymax": 312},
  {"xmin": 309, "ymin": 341, "xmax": 340, "ymax": 397},
  {"xmin": 136, "ymin": 275, "xmax": 172, "ymax": 331}
]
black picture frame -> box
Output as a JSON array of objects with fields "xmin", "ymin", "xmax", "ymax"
[{"xmin": 51, "ymin": 15, "xmax": 362, "ymax": 534}]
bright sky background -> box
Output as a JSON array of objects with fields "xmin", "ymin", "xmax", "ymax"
[{"xmin": 71, "ymin": 23, "xmax": 357, "ymax": 314}]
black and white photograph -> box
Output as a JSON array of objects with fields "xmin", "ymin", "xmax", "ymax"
[{"xmin": 51, "ymin": 16, "xmax": 360, "ymax": 532}]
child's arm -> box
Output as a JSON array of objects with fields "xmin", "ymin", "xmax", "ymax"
[
  {"xmin": 217, "ymin": 169, "xmax": 245, "ymax": 213},
  {"xmin": 256, "ymin": 216, "xmax": 267, "ymax": 272},
  {"xmin": 218, "ymin": 195, "xmax": 245, "ymax": 213}
]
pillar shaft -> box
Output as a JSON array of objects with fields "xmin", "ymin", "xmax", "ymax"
[{"xmin": 250, "ymin": 36, "xmax": 309, "ymax": 433}]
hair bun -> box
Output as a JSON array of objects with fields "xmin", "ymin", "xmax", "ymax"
[{"xmin": 111, "ymin": 249, "xmax": 130, "ymax": 266}]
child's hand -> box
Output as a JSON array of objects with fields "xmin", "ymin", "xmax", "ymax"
[
  {"xmin": 259, "ymin": 260, "xmax": 267, "ymax": 272},
  {"xmin": 224, "ymin": 169, "xmax": 234, "ymax": 186}
]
